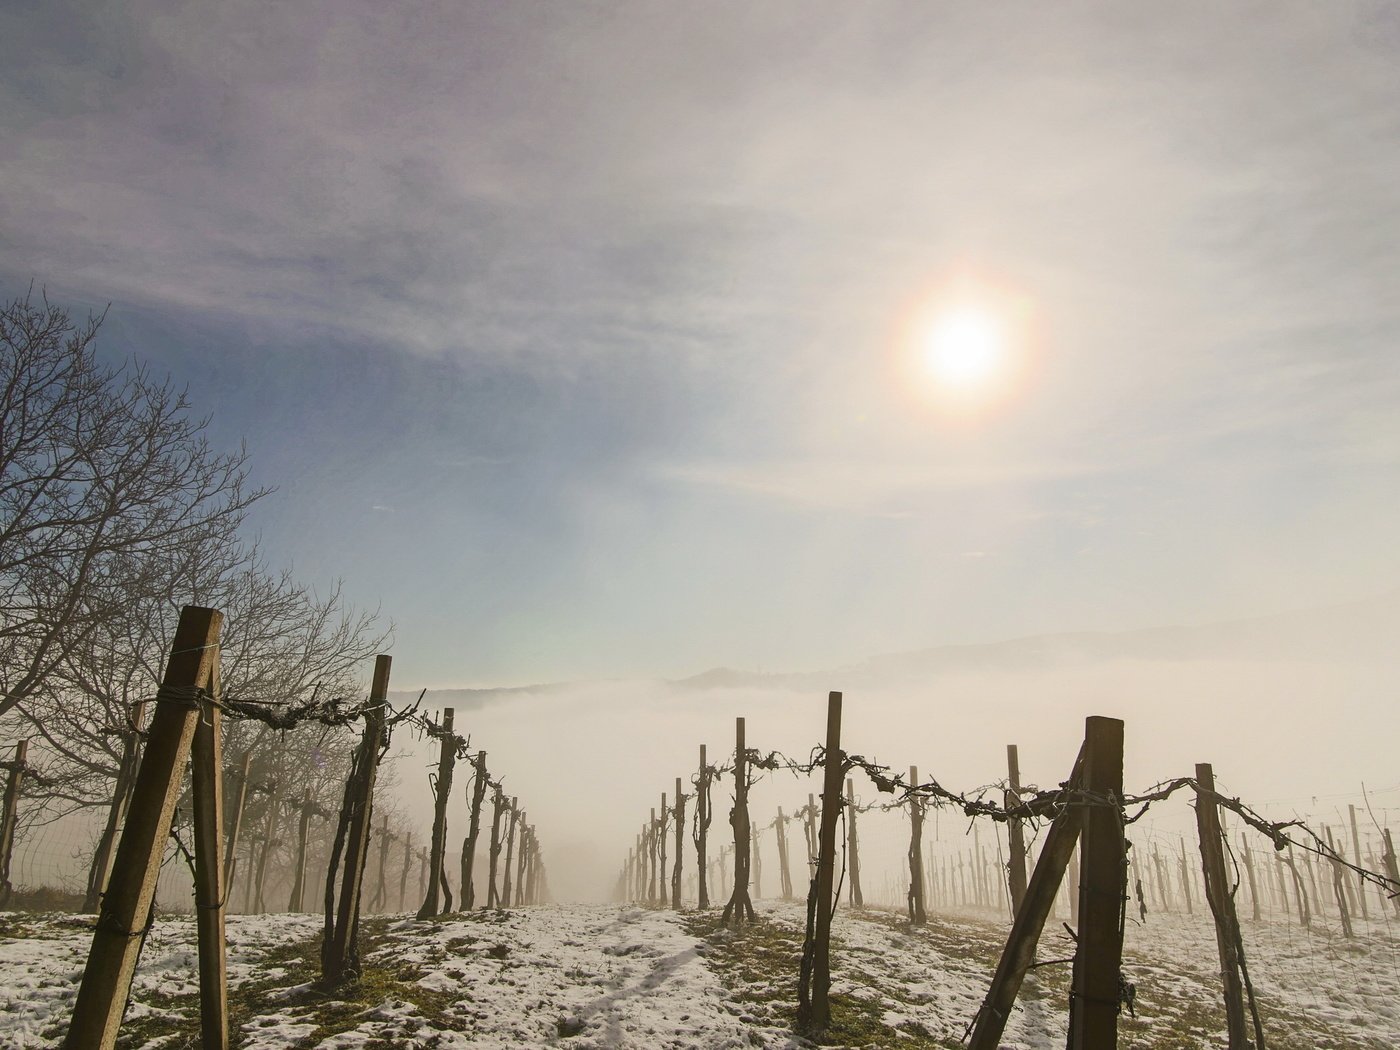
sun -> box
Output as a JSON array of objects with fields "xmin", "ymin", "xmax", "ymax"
[
  {"xmin": 898, "ymin": 284, "xmax": 1030, "ymax": 413},
  {"xmin": 922, "ymin": 305, "xmax": 1008, "ymax": 392}
]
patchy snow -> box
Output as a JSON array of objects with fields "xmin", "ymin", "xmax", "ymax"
[{"xmin": 2, "ymin": 900, "xmax": 1399, "ymax": 1047}]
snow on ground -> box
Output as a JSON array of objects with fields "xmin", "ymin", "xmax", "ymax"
[{"xmin": 2, "ymin": 899, "xmax": 1399, "ymax": 1047}]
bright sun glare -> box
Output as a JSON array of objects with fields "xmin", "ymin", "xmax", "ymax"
[{"xmin": 922, "ymin": 305, "xmax": 1008, "ymax": 392}]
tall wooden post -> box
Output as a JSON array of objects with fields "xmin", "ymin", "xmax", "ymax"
[
  {"xmin": 486, "ymin": 785, "xmax": 504, "ymax": 908},
  {"xmin": 751, "ymin": 822, "xmax": 762, "ymax": 899},
  {"xmin": 418, "ymin": 708, "xmax": 456, "ymax": 918},
  {"xmin": 84, "ymin": 712, "xmax": 145, "ymax": 913},
  {"xmin": 370, "ymin": 815, "xmax": 391, "ymax": 912},
  {"xmin": 967, "ymin": 741, "xmax": 1087, "ymax": 1050},
  {"xmin": 721, "ymin": 717, "xmax": 756, "ymax": 925},
  {"xmin": 66, "ymin": 605, "xmax": 223, "ymax": 1050},
  {"xmin": 222, "ymin": 751, "xmax": 253, "ymax": 898},
  {"xmin": 696, "ymin": 744, "xmax": 711, "ymax": 908},
  {"xmin": 461, "ymin": 752, "xmax": 487, "ymax": 910},
  {"xmin": 658, "ymin": 793, "xmax": 668, "ymax": 904},
  {"xmin": 776, "ymin": 807, "xmax": 793, "ymax": 899},
  {"xmin": 322, "ymin": 654, "xmax": 391, "ymax": 984},
  {"xmin": 1195, "ymin": 764, "xmax": 1250, "ymax": 1049},
  {"xmin": 514, "ymin": 811, "xmax": 529, "ymax": 908},
  {"xmin": 1067, "ymin": 716, "xmax": 1126, "ymax": 1050},
  {"xmin": 1006, "ymin": 745, "xmax": 1028, "ymax": 917},
  {"xmin": 0, "ymin": 739, "xmax": 28, "ymax": 909},
  {"xmin": 1239, "ymin": 837, "xmax": 1261, "ymax": 921},
  {"xmin": 804, "ymin": 793, "xmax": 818, "ymax": 871},
  {"xmin": 1348, "ymin": 805, "xmax": 1369, "ymax": 920},
  {"xmin": 289, "ymin": 789, "xmax": 314, "ymax": 913},
  {"xmin": 672, "ymin": 777, "xmax": 685, "ymax": 909},
  {"xmin": 190, "ymin": 657, "xmax": 228, "ymax": 1049},
  {"xmin": 501, "ymin": 797, "xmax": 520, "ymax": 908},
  {"xmin": 398, "ymin": 831, "xmax": 412, "ymax": 912},
  {"xmin": 253, "ymin": 778, "xmax": 280, "ymax": 914},
  {"xmin": 846, "ymin": 777, "xmax": 863, "ymax": 908},
  {"xmin": 908, "ymin": 766, "xmax": 927, "ymax": 926},
  {"xmin": 798, "ymin": 692, "xmax": 843, "ymax": 1031}
]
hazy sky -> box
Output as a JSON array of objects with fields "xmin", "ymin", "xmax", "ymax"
[{"xmin": 5, "ymin": 1, "xmax": 1400, "ymax": 688}]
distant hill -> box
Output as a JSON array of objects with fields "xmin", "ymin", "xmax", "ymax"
[{"xmin": 399, "ymin": 589, "xmax": 1400, "ymax": 703}]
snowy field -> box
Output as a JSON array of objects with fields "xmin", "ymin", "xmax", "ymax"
[{"xmin": 2, "ymin": 900, "xmax": 1398, "ymax": 1048}]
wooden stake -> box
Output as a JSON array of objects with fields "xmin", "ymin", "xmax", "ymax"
[
  {"xmin": 908, "ymin": 765, "xmax": 927, "ymax": 926},
  {"xmin": 190, "ymin": 657, "xmax": 229, "ymax": 1049},
  {"xmin": 846, "ymin": 777, "xmax": 863, "ymax": 908},
  {"xmin": 967, "ymin": 740, "xmax": 1087, "ymax": 1050},
  {"xmin": 672, "ymin": 777, "xmax": 684, "ymax": 910},
  {"xmin": 0, "ymin": 740, "xmax": 28, "ymax": 909},
  {"xmin": 66, "ymin": 605, "xmax": 223, "ymax": 1050},
  {"xmin": 222, "ymin": 751, "xmax": 252, "ymax": 897},
  {"xmin": 1195, "ymin": 764, "xmax": 1250, "ymax": 1048},
  {"xmin": 1006, "ymin": 744, "xmax": 1028, "ymax": 917},
  {"xmin": 798, "ymin": 692, "xmax": 843, "ymax": 1031},
  {"xmin": 1068, "ymin": 716, "xmax": 1126, "ymax": 1050},
  {"xmin": 697, "ymin": 744, "xmax": 710, "ymax": 909}
]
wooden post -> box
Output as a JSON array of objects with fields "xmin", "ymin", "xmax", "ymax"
[
  {"xmin": 776, "ymin": 807, "xmax": 793, "ymax": 899},
  {"xmin": 908, "ymin": 765, "xmax": 927, "ymax": 926},
  {"xmin": 84, "ymin": 712, "xmax": 145, "ymax": 913},
  {"xmin": 672, "ymin": 777, "xmax": 685, "ymax": 909},
  {"xmin": 1068, "ymin": 716, "xmax": 1126, "ymax": 1050},
  {"xmin": 321, "ymin": 653, "xmax": 391, "ymax": 984},
  {"xmin": 289, "ymin": 790, "xmax": 311, "ymax": 912},
  {"xmin": 190, "ymin": 657, "xmax": 229, "ymax": 1049},
  {"xmin": 967, "ymin": 740, "xmax": 1087, "ymax": 1050},
  {"xmin": 418, "ymin": 708, "xmax": 457, "ymax": 918},
  {"xmin": 804, "ymin": 792, "xmax": 818, "ymax": 871},
  {"xmin": 253, "ymin": 778, "xmax": 280, "ymax": 914},
  {"xmin": 399, "ymin": 831, "xmax": 412, "ymax": 911},
  {"xmin": 66, "ymin": 605, "xmax": 222, "ymax": 1050},
  {"xmin": 1325, "ymin": 827, "xmax": 1354, "ymax": 938},
  {"xmin": 370, "ymin": 815, "xmax": 391, "ymax": 912},
  {"xmin": 1382, "ymin": 829, "xmax": 1400, "ymax": 916},
  {"xmin": 501, "ymin": 797, "xmax": 520, "ymax": 908},
  {"xmin": 1348, "ymin": 805, "xmax": 1369, "ymax": 920},
  {"xmin": 658, "ymin": 793, "xmax": 669, "ymax": 904},
  {"xmin": 1195, "ymin": 764, "xmax": 1250, "ymax": 1048},
  {"xmin": 222, "ymin": 751, "xmax": 252, "ymax": 898},
  {"xmin": 514, "ymin": 810, "xmax": 528, "ymax": 908},
  {"xmin": 1178, "ymin": 837, "xmax": 1194, "ymax": 916},
  {"xmin": 486, "ymin": 785, "xmax": 504, "ymax": 908},
  {"xmin": 846, "ymin": 777, "xmax": 863, "ymax": 908},
  {"xmin": 696, "ymin": 745, "xmax": 711, "ymax": 908},
  {"xmin": 1239, "ymin": 837, "xmax": 1261, "ymax": 921},
  {"xmin": 0, "ymin": 740, "xmax": 28, "ymax": 909},
  {"xmin": 461, "ymin": 752, "xmax": 487, "ymax": 910},
  {"xmin": 751, "ymin": 822, "xmax": 762, "ymax": 900},
  {"xmin": 721, "ymin": 717, "xmax": 756, "ymax": 926},
  {"xmin": 798, "ymin": 692, "xmax": 844, "ymax": 1031},
  {"xmin": 1006, "ymin": 745, "xmax": 1028, "ymax": 917}
]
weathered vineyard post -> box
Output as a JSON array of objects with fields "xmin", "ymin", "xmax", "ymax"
[
  {"xmin": 290, "ymin": 789, "xmax": 313, "ymax": 912},
  {"xmin": 84, "ymin": 707, "xmax": 145, "ymax": 913},
  {"xmin": 370, "ymin": 815, "xmax": 392, "ymax": 912},
  {"xmin": 253, "ymin": 776, "xmax": 281, "ymax": 914},
  {"xmin": 514, "ymin": 811, "xmax": 529, "ymax": 908},
  {"xmin": 1239, "ymin": 837, "xmax": 1261, "ymax": 921},
  {"xmin": 419, "ymin": 708, "xmax": 457, "ymax": 918},
  {"xmin": 804, "ymin": 793, "xmax": 817, "ymax": 872},
  {"xmin": 461, "ymin": 751, "xmax": 487, "ymax": 909},
  {"xmin": 1178, "ymin": 837, "xmax": 1194, "ymax": 916},
  {"xmin": 501, "ymin": 796, "xmax": 520, "ymax": 908},
  {"xmin": 1324, "ymin": 827, "xmax": 1354, "ymax": 938},
  {"xmin": 1067, "ymin": 716, "xmax": 1126, "ymax": 1050},
  {"xmin": 1195, "ymin": 763, "xmax": 1254, "ymax": 1049},
  {"xmin": 846, "ymin": 777, "xmax": 863, "ymax": 908},
  {"xmin": 672, "ymin": 777, "xmax": 684, "ymax": 909},
  {"xmin": 190, "ymin": 657, "xmax": 229, "ymax": 1049},
  {"xmin": 721, "ymin": 717, "xmax": 756, "ymax": 926},
  {"xmin": 222, "ymin": 751, "xmax": 253, "ymax": 898},
  {"xmin": 908, "ymin": 765, "xmax": 927, "ymax": 926},
  {"xmin": 1006, "ymin": 744, "xmax": 1028, "ymax": 917},
  {"xmin": 321, "ymin": 654, "xmax": 392, "ymax": 985},
  {"xmin": 967, "ymin": 736, "xmax": 1088, "ymax": 1050},
  {"xmin": 696, "ymin": 744, "xmax": 711, "ymax": 908},
  {"xmin": 398, "ymin": 832, "xmax": 413, "ymax": 911},
  {"xmin": 0, "ymin": 739, "xmax": 28, "ymax": 909},
  {"xmin": 752, "ymin": 823, "xmax": 762, "ymax": 899},
  {"xmin": 797, "ymin": 691, "xmax": 844, "ymax": 1032},
  {"xmin": 776, "ymin": 807, "xmax": 794, "ymax": 899},
  {"xmin": 658, "ymin": 793, "xmax": 668, "ymax": 904},
  {"xmin": 1383, "ymin": 830, "xmax": 1400, "ymax": 916},
  {"xmin": 1348, "ymin": 805, "xmax": 1369, "ymax": 920},
  {"xmin": 66, "ymin": 605, "xmax": 223, "ymax": 1050},
  {"xmin": 486, "ymin": 784, "xmax": 504, "ymax": 908}
]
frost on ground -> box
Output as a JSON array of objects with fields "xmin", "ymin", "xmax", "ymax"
[{"xmin": 2, "ymin": 900, "xmax": 1398, "ymax": 1048}]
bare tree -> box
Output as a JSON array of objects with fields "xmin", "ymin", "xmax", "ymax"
[{"xmin": 0, "ymin": 290, "xmax": 265, "ymax": 723}]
